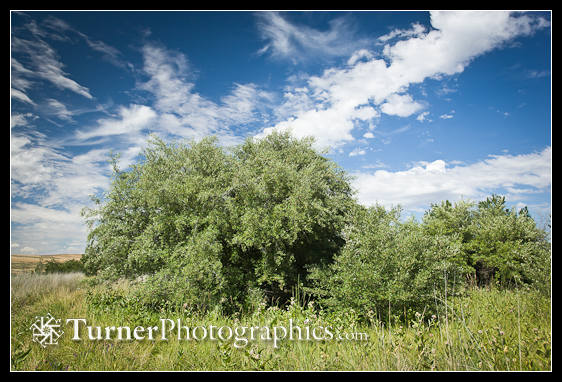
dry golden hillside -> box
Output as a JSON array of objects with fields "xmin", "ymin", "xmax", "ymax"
[{"xmin": 11, "ymin": 254, "xmax": 82, "ymax": 275}]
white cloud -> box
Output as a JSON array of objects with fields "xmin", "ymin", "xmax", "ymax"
[
  {"xmin": 347, "ymin": 49, "xmax": 374, "ymax": 66},
  {"xmin": 11, "ymin": 202, "xmax": 90, "ymax": 254},
  {"xmin": 440, "ymin": 113, "xmax": 454, "ymax": 119},
  {"xmin": 380, "ymin": 93, "xmax": 424, "ymax": 117},
  {"xmin": 416, "ymin": 111, "xmax": 430, "ymax": 122},
  {"xmin": 11, "ymin": 131, "xmax": 113, "ymax": 254},
  {"xmin": 377, "ymin": 22, "xmax": 427, "ymax": 42},
  {"xmin": 220, "ymin": 83, "xmax": 275, "ymax": 125},
  {"xmin": 12, "ymin": 36, "xmax": 93, "ymax": 99},
  {"xmin": 11, "ymin": 88, "xmax": 34, "ymax": 105},
  {"xmin": 11, "ymin": 134, "xmax": 68, "ymax": 194},
  {"xmin": 258, "ymin": 11, "xmax": 548, "ymax": 149},
  {"xmin": 20, "ymin": 246, "xmax": 38, "ymax": 254},
  {"xmin": 140, "ymin": 43, "xmax": 272, "ymax": 145},
  {"xmin": 362, "ymin": 160, "xmax": 388, "ymax": 169},
  {"xmin": 349, "ymin": 148, "xmax": 366, "ymax": 157},
  {"xmin": 75, "ymin": 104, "xmax": 157, "ymax": 141},
  {"xmin": 11, "ymin": 15, "xmax": 127, "ymax": 102},
  {"xmin": 527, "ymin": 69, "xmax": 549, "ymax": 79},
  {"xmin": 363, "ymin": 132, "xmax": 375, "ymax": 139},
  {"xmin": 46, "ymin": 98, "xmax": 74, "ymax": 121},
  {"xmin": 42, "ymin": 15, "xmax": 129, "ymax": 69},
  {"xmin": 10, "ymin": 112, "xmax": 34, "ymax": 128},
  {"xmin": 353, "ymin": 147, "xmax": 551, "ymax": 212},
  {"xmin": 258, "ymin": 103, "xmax": 359, "ymax": 149},
  {"xmin": 256, "ymin": 12, "xmax": 370, "ymax": 64}
]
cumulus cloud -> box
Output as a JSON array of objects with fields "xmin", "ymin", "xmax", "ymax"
[
  {"xmin": 416, "ymin": 111, "xmax": 431, "ymax": 122},
  {"xmin": 363, "ymin": 132, "xmax": 375, "ymax": 139},
  {"xmin": 258, "ymin": 11, "xmax": 549, "ymax": 149},
  {"xmin": 349, "ymin": 148, "xmax": 366, "ymax": 157},
  {"xmin": 380, "ymin": 93, "xmax": 424, "ymax": 117},
  {"xmin": 353, "ymin": 147, "xmax": 551, "ymax": 212},
  {"xmin": 347, "ymin": 49, "xmax": 374, "ymax": 66}
]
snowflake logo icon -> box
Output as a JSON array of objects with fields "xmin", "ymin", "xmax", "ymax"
[{"xmin": 30, "ymin": 313, "xmax": 64, "ymax": 348}]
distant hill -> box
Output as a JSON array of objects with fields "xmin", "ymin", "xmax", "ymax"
[{"xmin": 11, "ymin": 254, "xmax": 83, "ymax": 274}]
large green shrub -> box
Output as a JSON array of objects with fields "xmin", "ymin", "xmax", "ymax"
[
  {"xmin": 422, "ymin": 196, "xmax": 551, "ymax": 292},
  {"xmin": 81, "ymin": 132, "xmax": 354, "ymax": 313},
  {"xmin": 309, "ymin": 204, "xmax": 467, "ymax": 320},
  {"xmin": 467, "ymin": 195, "xmax": 551, "ymax": 291}
]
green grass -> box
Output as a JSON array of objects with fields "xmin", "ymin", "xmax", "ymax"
[{"xmin": 11, "ymin": 273, "xmax": 551, "ymax": 371}]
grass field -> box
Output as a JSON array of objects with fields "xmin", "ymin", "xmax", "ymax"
[
  {"xmin": 10, "ymin": 272, "xmax": 551, "ymax": 371},
  {"xmin": 11, "ymin": 254, "xmax": 82, "ymax": 275}
]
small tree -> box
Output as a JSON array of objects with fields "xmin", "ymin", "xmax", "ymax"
[
  {"xmin": 422, "ymin": 195, "xmax": 551, "ymax": 292},
  {"xmin": 467, "ymin": 195, "xmax": 551, "ymax": 289}
]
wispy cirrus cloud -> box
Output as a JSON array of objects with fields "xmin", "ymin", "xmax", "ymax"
[
  {"xmin": 11, "ymin": 130, "xmax": 111, "ymax": 206},
  {"xmin": 11, "ymin": 127, "xmax": 113, "ymax": 254},
  {"xmin": 11, "ymin": 88, "xmax": 35, "ymax": 105},
  {"xmin": 45, "ymin": 98, "xmax": 74, "ymax": 121},
  {"xmin": 377, "ymin": 22, "xmax": 427, "ymax": 43},
  {"xmin": 10, "ymin": 14, "xmax": 130, "ymax": 106},
  {"xmin": 139, "ymin": 43, "xmax": 274, "ymax": 145},
  {"xmin": 41, "ymin": 15, "xmax": 129, "ymax": 69},
  {"xmin": 75, "ymin": 104, "xmax": 158, "ymax": 142},
  {"xmin": 11, "ymin": 35, "xmax": 93, "ymax": 99},
  {"xmin": 256, "ymin": 12, "xmax": 370, "ymax": 64}
]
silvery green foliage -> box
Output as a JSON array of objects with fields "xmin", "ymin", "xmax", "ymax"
[
  {"xmin": 310, "ymin": 196, "xmax": 550, "ymax": 319},
  {"xmin": 81, "ymin": 134, "xmax": 550, "ymax": 316},
  {"xmin": 467, "ymin": 195, "xmax": 551, "ymax": 291},
  {"xmin": 81, "ymin": 132, "xmax": 354, "ymax": 313},
  {"xmin": 422, "ymin": 196, "xmax": 551, "ymax": 291},
  {"xmin": 310, "ymin": 204, "xmax": 465, "ymax": 319}
]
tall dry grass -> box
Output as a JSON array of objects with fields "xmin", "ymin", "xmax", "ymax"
[
  {"xmin": 11, "ymin": 272, "xmax": 85, "ymax": 304},
  {"xmin": 10, "ymin": 273, "xmax": 551, "ymax": 371}
]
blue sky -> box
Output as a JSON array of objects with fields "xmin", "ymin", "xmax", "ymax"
[{"xmin": 11, "ymin": 11, "xmax": 551, "ymax": 254}]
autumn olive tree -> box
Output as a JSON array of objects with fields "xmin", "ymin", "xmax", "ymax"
[
  {"xmin": 422, "ymin": 196, "xmax": 551, "ymax": 292},
  {"xmin": 81, "ymin": 131, "xmax": 355, "ymax": 313},
  {"xmin": 309, "ymin": 204, "xmax": 466, "ymax": 320},
  {"xmin": 467, "ymin": 195, "xmax": 551, "ymax": 291}
]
